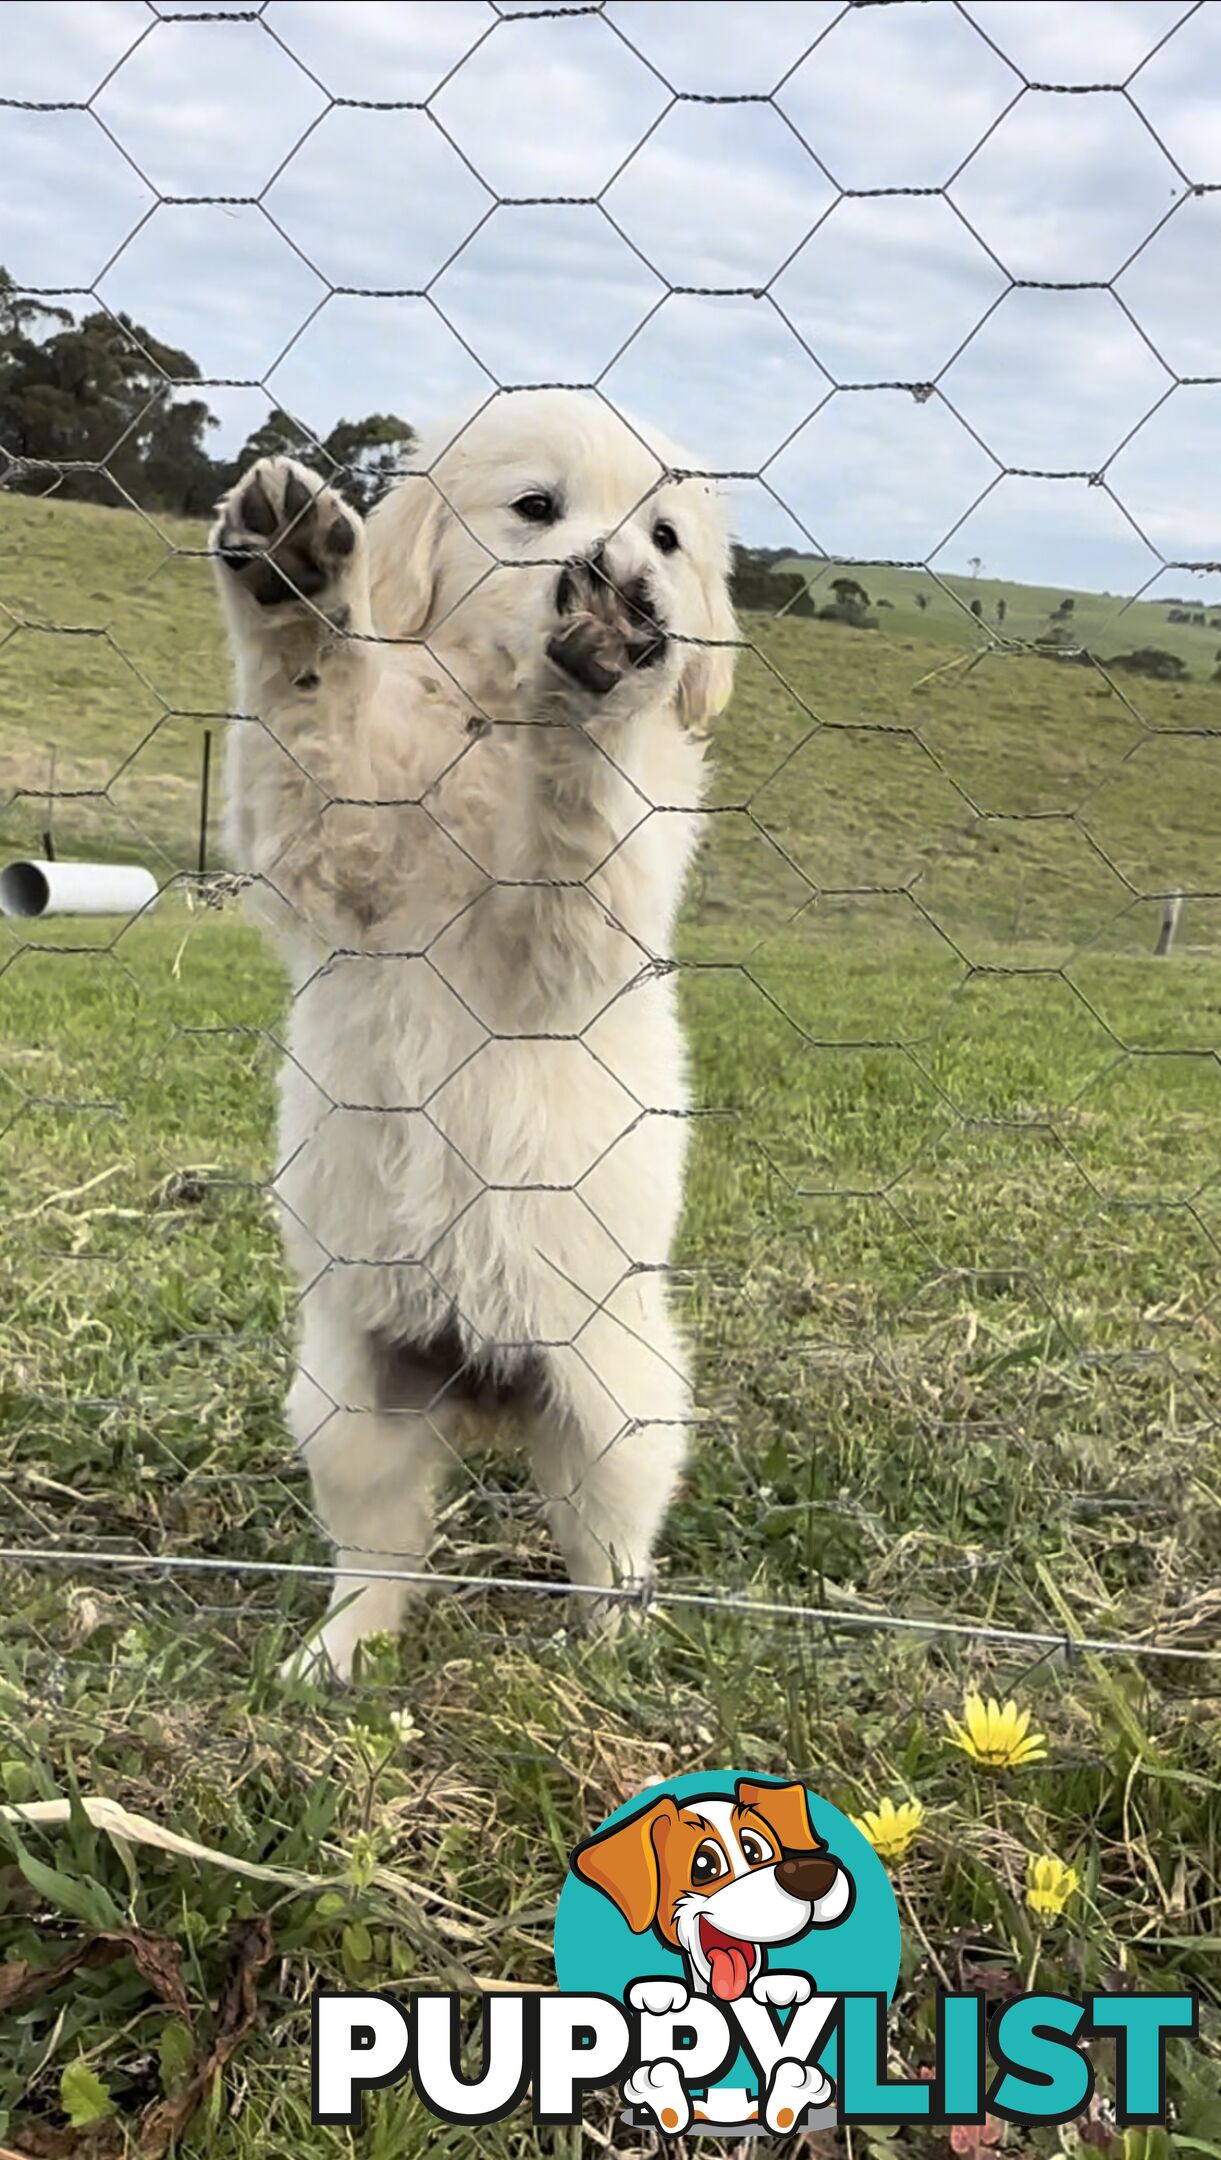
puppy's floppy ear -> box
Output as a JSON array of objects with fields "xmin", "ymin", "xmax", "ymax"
[
  {"xmin": 735, "ymin": 1778, "xmax": 822, "ymax": 1855},
  {"xmin": 676, "ymin": 528, "xmax": 739, "ymax": 737},
  {"xmin": 571, "ymin": 1796, "xmax": 679, "ymax": 1933},
  {"xmin": 366, "ymin": 471, "xmax": 447, "ymax": 637}
]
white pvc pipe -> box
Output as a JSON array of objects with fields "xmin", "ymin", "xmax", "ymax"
[{"xmin": 0, "ymin": 859, "xmax": 159, "ymax": 920}]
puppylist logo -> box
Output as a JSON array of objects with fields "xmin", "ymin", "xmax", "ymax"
[{"xmin": 311, "ymin": 1771, "xmax": 1198, "ymax": 2137}]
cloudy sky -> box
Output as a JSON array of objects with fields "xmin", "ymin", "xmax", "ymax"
[{"xmin": 4, "ymin": 0, "xmax": 1221, "ymax": 594}]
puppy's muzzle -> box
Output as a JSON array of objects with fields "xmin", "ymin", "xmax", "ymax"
[{"xmin": 547, "ymin": 549, "xmax": 669, "ymax": 698}]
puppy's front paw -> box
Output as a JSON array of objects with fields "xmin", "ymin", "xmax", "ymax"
[
  {"xmin": 764, "ymin": 2057, "xmax": 834, "ymax": 2133},
  {"xmin": 752, "ymin": 1971, "xmax": 812, "ymax": 2008},
  {"xmin": 278, "ymin": 1586, "xmax": 403, "ymax": 1687},
  {"xmin": 279, "ymin": 1628, "xmax": 354, "ymax": 1688},
  {"xmin": 546, "ymin": 612, "xmax": 629, "ymax": 699},
  {"xmin": 570, "ymin": 1571, "xmax": 654, "ymax": 1643},
  {"xmin": 212, "ymin": 456, "xmax": 363, "ymax": 617},
  {"xmin": 546, "ymin": 555, "xmax": 667, "ymax": 703},
  {"xmin": 623, "ymin": 2060, "xmax": 690, "ymax": 2135},
  {"xmin": 628, "ymin": 1977, "xmax": 690, "ymax": 2016}
]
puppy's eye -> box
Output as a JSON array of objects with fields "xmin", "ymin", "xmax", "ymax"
[
  {"xmin": 512, "ymin": 490, "xmax": 559, "ymax": 526},
  {"xmin": 652, "ymin": 519, "xmax": 680, "ymax": 555},
  {"xmin": 692, "ymin": 1840, "xmax": 726, "ymax": 1885},
  {"xmin": 740, "ymin": 1832, "xmax": 774, "ymax": 1867}
]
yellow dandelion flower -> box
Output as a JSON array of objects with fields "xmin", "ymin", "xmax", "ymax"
[
  {"xmin": 852, "ymin": 1796, "xmax": 925, "ymax": 1862},
  {"xmin": 1026, "ymin": 1852, "xmax": 1079, "ymax": 1919},
  {"xmin": 945, "ymin": 1692, "xmax": 1048, "ymax": 1770}
]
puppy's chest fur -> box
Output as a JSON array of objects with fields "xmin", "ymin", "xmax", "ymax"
[
  {"xmin": 285, "ymin": 944, "xmax": 688, "ymax": 1183},
  {"xmin": 266, "ymin": 653, "xmax": 706, "ymax": 1343},
  {"xmin": 275, "ymin": 773, "xmax": 697, "ymax": 1327}
]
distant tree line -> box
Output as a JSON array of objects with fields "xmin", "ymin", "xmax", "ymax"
[
  {"xmin": 729, "ymin": 549, "xmax": 881, "ymax": 628},
  {"xmin": 0, "ymin": 269, "xmax": 415, "ymax": 518},
  {"xmin": 729, "ymin": 547, "xmax": 816, "ymax": 614}
]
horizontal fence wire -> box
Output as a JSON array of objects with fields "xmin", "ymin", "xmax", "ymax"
[{"xmin": 4, "ymin": 1544, "xmax": 1220, "ymax": 1668}]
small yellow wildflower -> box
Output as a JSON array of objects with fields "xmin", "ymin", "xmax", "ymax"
[
  {"xmin": 945, "ymin": 1692, "xmax": 1048, "ymax": 1770},
  {"xmin": 852, "ymin": 1796, "xmax": 925, "ymax": 1862},
  {"xmin": 1026, "ymin": 1852, "xmax": 1079, "ymax": 1919}
]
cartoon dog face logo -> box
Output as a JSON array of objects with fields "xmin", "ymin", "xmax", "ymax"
[{"xmin": 572, "ymin": 1778, "xmax": 855, "ymax": 2003}]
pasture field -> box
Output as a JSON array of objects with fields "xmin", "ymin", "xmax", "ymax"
[{"xmin": 0, "ymin": 494, "xmax": 1219, "ymax": 2155}]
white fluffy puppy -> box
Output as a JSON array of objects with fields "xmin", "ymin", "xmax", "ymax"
[{"xmin": 211, "ymin": 390, "xmax": 737, "ymax": 1678}]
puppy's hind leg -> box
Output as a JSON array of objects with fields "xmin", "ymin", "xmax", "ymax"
[
  {"xmin": 527, "ymin": 1289, "xmax": 692, "ymax": 1620},
  {"xmin": 282, "ymin": 1315, "xmax": 459, "ymax": 1683}
]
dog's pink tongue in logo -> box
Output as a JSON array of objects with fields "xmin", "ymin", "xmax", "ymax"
[{"xmin": 701, "ymin": 1921, "xmax": 752, "ymax": 2002}]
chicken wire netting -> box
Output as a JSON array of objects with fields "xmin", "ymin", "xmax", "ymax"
[{"xmin": 0, "ymin": 0, "xmax": 1219, "ymax": 2144}]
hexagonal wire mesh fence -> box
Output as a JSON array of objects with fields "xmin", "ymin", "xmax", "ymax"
[{"xmin": 1, "ymin": 0, "xmax": 1219, "ymax": 1738}]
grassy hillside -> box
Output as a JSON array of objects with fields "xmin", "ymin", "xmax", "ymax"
[
  {"xmin": 776, "ymin": 551, "xmax": 1221, "ymax": 672},
  {"xmin": 0, "ymin": 494, "xmax": 225, "ymax": 870},
  {"xmin": 1, "ymin": 494, "xmax": 1219, "ymax": 2152}
]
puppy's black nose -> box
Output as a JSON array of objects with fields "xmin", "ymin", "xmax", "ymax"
[{"xmin": 776, "ymin": 1852, "xmax": 840, "ymax": 1903}]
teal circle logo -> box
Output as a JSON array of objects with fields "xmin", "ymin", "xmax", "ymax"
[
  {"xmin": 554, "ymin": 1771, "xmax": 901, "ymax": 2132},
  {"xmin": 556, "ymin": 1769, "xmax": 899, "ymax": 2002}
]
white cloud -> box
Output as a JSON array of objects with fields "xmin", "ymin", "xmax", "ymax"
[
  {"xmin": 92, "ymin": 17, "xmax": 326, "ymax": 195},
  {"xmin": 603, "ymin": 102, "xmax": 836, "ymax": 287},
  {"xmin": 950, "ymin": 89, "xmax": 1184, "ymax": 280},
  {"xmin": 0, "ymin": 108, "xmax": 153, "ymax": 289},
  {"xmin": 1130, "ymin": 3, "xmax": 1221, "ymax": 179},
  {"xmin": 2, "ymin": 0, "xmax": 147, "ymax": 103},
  {"xmin": 1107, "ymin": 385, "xmax": 1221, "ymax": 563},
  {"xmin": 943, "ymin": 287, "xmax": 1171, "ymax": 472},
  {"xmin": 1116, "ymin": 192, "xmax": 1221, "ymax": 377},
  {"xmin": 773, "ymin": 195, "xmax": 1008, "ymax": 384},
  {"xmin": 767, "ymin": 389, "xmax": 1000, "ymax": 563},
  {"xmin": 928, "ymin": 474, "xmax": 1161, "ymax": 591},
  {"xmin": 430, "ymin": 10, "xmax": 668, "ymax": 197},
  {"xmin": 432, "ymin": 204, "xmax": 663, "ymax": 385},
  {"xmin": 601, "ymin": 292, "xmax": 830, "ymax": 471},
  {"xmin": 267, "ymin": 294, "xmax": 493, "ymax": 435},
  {"xmin": 264, "ymin": 108, "xmax": 492, "ymax": 287},
  {"xmin": 963, "ymin": 1, "xmax": 1193, "ymax": 87},
  {"xmin": 264, "ymin": 0, "xmax": 490, "ymax": 104},
  {"xmin": 605, "ymin": 1, "xmax": 840, "ymax": 98},
  {"xmin": 775, "ymin": 5, "xmax": 1020, "ymax": 190},
  {"xmin": 99, "ymin": 203, "xmax": 326, "ymax": 379}
]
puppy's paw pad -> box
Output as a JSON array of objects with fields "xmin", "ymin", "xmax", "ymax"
[
  {"xmin": 213, "ymin": 456, "xmax": 362, "ymax": 611},
  {"xmin": 623, "ymin": 2060, "xmax": 690, "ymax": 2135},
  {"xmin": 547, "ymin": 615, "xmax": 626, "ymax": 698},
  {"xmin": 548, "ymin": 555, "xmax": 667, "ymax": 699}
]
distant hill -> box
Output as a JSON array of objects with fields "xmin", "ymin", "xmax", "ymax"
[{"xmin": 761, "ymin": 551, "xmax": 1221, "ymax": 673}]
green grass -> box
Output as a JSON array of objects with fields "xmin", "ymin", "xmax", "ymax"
[
  {"xmin": 0, "ymin": 492, "xmax": 223, "ymax": 869},
  {"xmin": 1, "ymin": 495, "xmax": 1220, "ymax": 2156}
]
